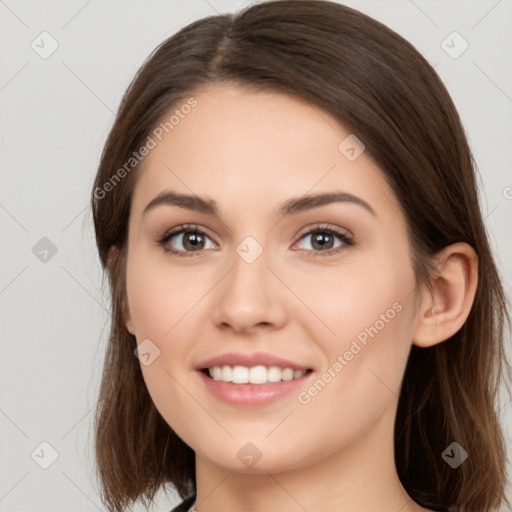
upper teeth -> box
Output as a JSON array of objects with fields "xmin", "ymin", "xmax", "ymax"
[{"xmin": 208, "ymin": 365, "xmax": 307, "ymax": 384}]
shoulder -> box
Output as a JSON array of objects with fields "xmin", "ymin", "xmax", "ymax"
[{"xmin": 169, "ymin": 493, "xmax": 196, "ymax": 512}]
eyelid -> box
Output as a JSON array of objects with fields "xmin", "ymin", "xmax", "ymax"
[
  {"xmin": 294, "ymin": 223, "xmax": 352, "ymax": 240},
  {"xmin": 160, "ymin": 223, "xmax": 217, "ymax": 242}
]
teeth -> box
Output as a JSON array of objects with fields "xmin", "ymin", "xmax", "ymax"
[
  {"xmin": 207, "ymin": 365, "xmax": 307, "ymax": 384},
  {"xmin": 221, "ymin": 365, "xmax": 232, "ymax": 382},
  {"xmin": 232, "ymin": 365, "xmax": 249, "ymax": 384}
]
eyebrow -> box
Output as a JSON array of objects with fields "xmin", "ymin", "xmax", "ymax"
[{"xmin": 142, "ymin": 189, "xmax": 377, "ymax": 219}]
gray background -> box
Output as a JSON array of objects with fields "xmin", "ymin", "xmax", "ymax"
[{"xmin": 1, "ymin": 0, "xmax": 511, "ymax": 511}]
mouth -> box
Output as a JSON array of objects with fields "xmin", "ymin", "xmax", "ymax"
[
  {"xmin": 195, "ymin": 352, "xmax": 316, "ymax": 406},
  {"xmin": 197, "ymin": 365, "xmax": 315, "ymax": 406},
  {"xmin": 199, "ymin": 365, "xmax": 314, "ymax": 385}
]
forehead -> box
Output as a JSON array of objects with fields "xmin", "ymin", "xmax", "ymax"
[{"xmin": 131, "ymin": 84, "xmax": 399, "ymax": 220}]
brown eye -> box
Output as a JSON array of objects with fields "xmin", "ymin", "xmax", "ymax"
[
  {"xmin": 304, "ymin": 230, "xmax": 337, "ymax": 250},
  {"xmin": 294, "ymin": 224, "xmax": 354, "ymax": 257},
  {"xmin": 158, "ymin": 224, "xmax": 216, "ymax": 257},
  {"xmin": 176, "ymin": 230, "xmax": 207, "ymax": 251}
]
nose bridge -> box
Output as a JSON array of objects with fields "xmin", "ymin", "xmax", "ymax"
[
  {"xmin": 227, "ymin": 234, "xmax": 272, "ymax": 300},
  {"xmin": 212, "ymin": 231, "xmax": 286, "ymax": 330}
]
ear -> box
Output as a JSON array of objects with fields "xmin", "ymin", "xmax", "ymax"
[
  {"xmin": 107, "ymin": 246, "xmax": 136, "ymax": 336},
  {"xmin": 412, "ymin": 242, "xmax": 478, "ymax": 348}
]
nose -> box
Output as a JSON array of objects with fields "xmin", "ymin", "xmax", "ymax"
[{"xmin": 211, "ymin": 242, "xmax": 288, "ymax": 335}]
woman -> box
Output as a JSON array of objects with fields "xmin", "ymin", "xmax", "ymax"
[{"xmin": 90, "ymin": 1, "xmax": 512, "ymax": 511}]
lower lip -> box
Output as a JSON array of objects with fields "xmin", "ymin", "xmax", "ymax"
[{"xmin": 197, "ymin": 370, "xmax": 313, "ymax": 407}]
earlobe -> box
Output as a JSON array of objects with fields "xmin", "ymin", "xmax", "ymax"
[
  {"xmin": 412, "ymin": 242, "xmax": 478, "ymax": 348},
  {"xmin": 124, "ymin": 313, "xmax": 136, "ymax": 336},
  {"xmin": 121, "ymin": 290, "xmax": 136, "ymax": 336},
  {"xmin": 107, "ymin": 245, "xmax": 136, "ymax": 337}
]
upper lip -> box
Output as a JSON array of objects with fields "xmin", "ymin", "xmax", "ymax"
[{"xmin": 196, "ymin": 352, "xmax": 312, "ymax": 371}]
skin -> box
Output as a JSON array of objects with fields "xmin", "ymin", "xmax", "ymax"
[{"xmin": 116, "ymin": 84, "xmax": 478, "ymax": 512}]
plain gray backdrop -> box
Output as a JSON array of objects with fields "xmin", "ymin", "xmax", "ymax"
[{"xmin": 1, "ymin": 0, "xmax": 511, "ymax": 511}]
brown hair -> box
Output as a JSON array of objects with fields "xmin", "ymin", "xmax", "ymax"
[{"xmin": 90, "ymin": 1, "xmax": 512, "ymax": 511}]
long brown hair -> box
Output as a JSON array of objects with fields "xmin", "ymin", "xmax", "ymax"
[{"xmin": 90, "ymin": 1, "xmax": 512, "ymax": 510}]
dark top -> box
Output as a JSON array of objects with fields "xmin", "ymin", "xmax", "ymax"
[
  {"xmin": 169, "ymin": 493, "xmax": 196, "ymax": 512},
  {"xmin": 169, "ymin": 493, "xmax": 449, "ymax": 511}
]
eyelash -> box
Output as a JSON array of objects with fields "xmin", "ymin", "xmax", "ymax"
[{"xmin": 157, "ymin": 223, "xmax": 354, "ymax": 258}]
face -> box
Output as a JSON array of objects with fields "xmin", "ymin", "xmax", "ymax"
[{"xmin": 123, "ymin": 84, "xmax": 421, "ymax": 473}]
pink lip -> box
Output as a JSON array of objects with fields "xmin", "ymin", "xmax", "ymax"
[
  {"xmin": 196, "ymin": 370, "xmax": 314, "ymax": 407},
  {"xmin": 196, "ymin": 351, "xmax": 312, "ymax": 371}
]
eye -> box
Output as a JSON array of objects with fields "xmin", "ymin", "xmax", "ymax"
[
  {"xmin": 293, "ymin": 224, "xmax": 354, "ymax": 257},
  {"xmin": 158, "ymin": 224, "xmax": 216, "ymax": 257},
  {"xmin": 157, "ymin": 223, "xmax": 354, "ymax": 258}
]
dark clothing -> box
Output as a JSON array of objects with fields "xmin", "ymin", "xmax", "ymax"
[
  {"xmin": 169, "ymin": 493, "xmax": 196, "ymax": 512},
  {"xmin": 169, "ymin": 493, "xmax": 449, "ymax": 511}
]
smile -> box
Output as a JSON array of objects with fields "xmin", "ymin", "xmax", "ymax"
[
  {"xmin": 205, "ymin": 364, "xmax": 310, "ymax": 384},
  {"xmin": 198, "ymin": 366, "xmax": 314, "ymax": 407}
]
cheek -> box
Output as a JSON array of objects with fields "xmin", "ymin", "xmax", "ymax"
[
  {"xmin": 126, "ymin": 253, "xmax": 205, "ymax": 397},
  {"xmin": 125, "ymin": 252, "xmax": 190, "ymax": 339},
  {"xmin": 294, "ymin": 248, "xmax": 415, "ymax": 349},
  {"xmin": 127, "ymin": 257, "xmax": 196, "ymax": 436},
  {"xmin": 299, "ymin": 247, "xmax": 416, "ymax": 404}
]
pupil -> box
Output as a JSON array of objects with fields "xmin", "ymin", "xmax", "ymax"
[
  {"xmin": 185, "ymin": 232, "xmax": 203, "ymax": 250},
  {"xmin": 313, "ymin": 232, "xmax": 332, "ymax": 249}
]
